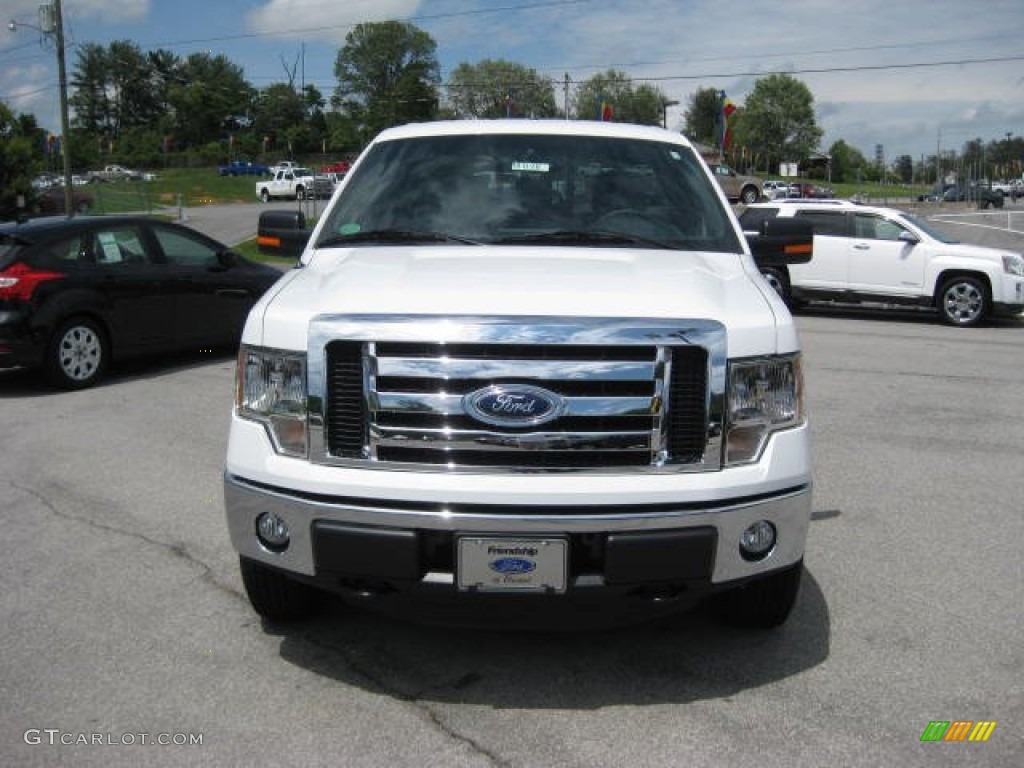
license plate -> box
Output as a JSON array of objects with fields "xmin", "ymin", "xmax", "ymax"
[{"xmin": 457, "ymin": 537, "xmax": 568, "ymax": 593}]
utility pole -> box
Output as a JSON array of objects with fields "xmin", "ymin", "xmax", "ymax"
[
  {"xmin": 54, "ymin": 0, "xmax": 73, "ymax": 216},
  {"xmin": 563, "ymin": 73, "xmax": 570, "ymax": 119},
  {"xmin": 8, "ymin": 1, "xmax": 73, "ymax": 216}
]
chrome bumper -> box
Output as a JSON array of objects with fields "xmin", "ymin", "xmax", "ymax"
[{"xmin": 225, "ymin": 472, "xmax": 811, "ymax": 587}]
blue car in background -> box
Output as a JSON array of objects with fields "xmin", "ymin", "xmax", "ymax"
[{"xmin": 218, "ymin": 159, "xmax": 271, "ymax": 177}]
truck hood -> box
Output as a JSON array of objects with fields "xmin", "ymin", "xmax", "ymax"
[
  {"xmin": 934, "ymin": 241, "xmax": 1018, "ymax": 263},
  {"xmin": 252, "ymin": 246, "xmax": 788, "ymax": 356}
]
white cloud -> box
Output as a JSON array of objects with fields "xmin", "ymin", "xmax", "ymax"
[
  {"xmin": 246, "ymin": 0, "xmax": 423, "ymax": 42},
  {"xmin": 64, "ymin": 0, "xmax": 149, "ymax": 22}
]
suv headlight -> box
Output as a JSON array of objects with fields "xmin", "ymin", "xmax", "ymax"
[
  {"xmin": 1002, "ymin": 254, "xmax": 1024, "ymax": 277},
  {"xmin": 236, "ymin": 346, "xmax": 308, "ymax": 457},
  {"xmin": 725, "ymin": 354, "xmax": 804, "ymax": 465}
]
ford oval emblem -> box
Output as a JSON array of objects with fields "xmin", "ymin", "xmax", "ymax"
[
  {"xmin": 463, "ymin": 384, "xmax": 565, "ymax": 427},
  {"xmin": 489, "ymin": 557, "xmax": 537, "ymax": 575}
]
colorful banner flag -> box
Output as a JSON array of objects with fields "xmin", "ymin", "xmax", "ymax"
[
  {"xmin": 717, "ymin": 90, "xmax": 737, "ymax": 152},
  {"xmin": 600, "ymin": 101, "xmax": 613, "ymax": 122}
]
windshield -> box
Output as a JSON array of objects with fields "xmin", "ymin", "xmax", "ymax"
[
  {"xmin": 900, "ymin": 213, "xmax": 958, "ymax": 244},
  {"xmin": 318, "ymin": 133, "xmax": 741, "ymax": 253}
]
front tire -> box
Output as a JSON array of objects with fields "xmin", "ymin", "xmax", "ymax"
[
  {"xmin": 937, "ymin": 275, "xmax": 989, "ymax": 327},
  {"xmin": 45, "ymin": 317, "xmax": 108, "ymax": 389},
  {"xmin": 712, "ymin": 560, "xmax": 803, "ymax": 629},
  {"xmin": 741, "ymin": 186, "xmax": 760, "ymax": 204},
  {"xmin": 239, "ymin": 557, "xmax": 324, "ymax": 622}
]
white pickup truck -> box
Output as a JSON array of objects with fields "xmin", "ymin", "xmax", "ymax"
[
  {"xmin": 256, "ymin": 167, "xmax": 333, "ymax": 202},
  {"xmin": 225, "ymin": 120, "xmax": 815, "ymax": 629},
  {"xmin": 88, "ymin": 164, "xmax": 142, "ymax": 182}
]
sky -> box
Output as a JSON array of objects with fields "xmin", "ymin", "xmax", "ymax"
[{"xmin": 2, "ymin": 0, "xmax": 1022, "ymax": 167}]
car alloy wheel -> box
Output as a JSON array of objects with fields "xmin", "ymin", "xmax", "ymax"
[
  {"xmin": 939, "ymin": 276, "xmax": 988, "ymax": 327},
  {"xmin": 47, "ymin": 318, "xmax": 107, "ymax": 389}
]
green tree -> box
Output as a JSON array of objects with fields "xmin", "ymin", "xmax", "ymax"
[
  {"xmin": 166, "ymin": 53, "xmax": 254, "ymax": 152},
  {"xmin": 683, "ymin": 87, "xmax": 722, "ymax": 146},
  {"xmin": 732, "ymin": 74, "xmax": 823, "ymax": 171},
  {"xmin": 446, "ymin": 59, "xmax": 557, "ymax": 118},
  {"xmin": 324, "ymin": 111, "xmax": 363, "ymax": 155},
  {"xmin": 70, "ymin": 43, "xmax": 113, "ymax": 136},
  {"xmin": 333, "ymin": 21, "xmax": 440, "ymax": 143},
  {"xmin": 892, "ymin": 154, "xmax": 914, "ymax": 184},
  {"xmin": 253, "ymin": 83, "xmax": 307, "ymax": 154},
  {"xmin": 0, "ymin": 101, "xmax": 41, "ymax": 216},
  {"xmin": 573, "ymin": 70, "xmax": 666, "ymax": 125},
  {"xmin": 70, "ymin": 40, "xmax": 161, "ymax": 142},
  {"xmin": 826, "ymin": 139, "xmax": 867, "ymax": 184},
  {"xmin": 107, "ymin": 40, "xmax": 159, "ymax": 132}
]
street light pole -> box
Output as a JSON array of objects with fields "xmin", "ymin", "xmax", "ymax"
[
  {"xmin": 661, "ymin": 99, "xmax": 679, "ymax": 130},
  {"xmin": 9, "ymin": 1, "xmax": 74, "ymax": 217}
]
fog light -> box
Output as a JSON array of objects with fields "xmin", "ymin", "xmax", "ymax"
[
  {"xmin": 740, "ymin": 520, "xmax": 776, "ymax": 561},
  {"xmin": 256, "ymin": 512, "xmax": 290, "ymax": 552}
]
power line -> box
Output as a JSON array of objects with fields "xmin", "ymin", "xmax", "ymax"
[
  {"xmin": 537, "ymin": 33, "xmax": 1021, "ymax": 75},
  {"xmin": 136, "ymin": 0, "xmax": 592, "ymax": 49},
  {"xmin": 616, "ymin": 55, "xmax": 1024, "ymax": 83}
]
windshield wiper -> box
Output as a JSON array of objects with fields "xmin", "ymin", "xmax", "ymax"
[
  {"xmin": 317, "ymin": 229, "xmax": 481, "ymax": 247},
  {"xmin": 493, "ymin": 230, "xmax": 676, "ymax": 250}
]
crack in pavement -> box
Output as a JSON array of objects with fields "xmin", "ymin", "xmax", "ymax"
[
  {"xmin": 293, "ymin": 631, "xmax": 509, "ymax": 768},
  {"xmin": 8, "ymin": 480, "xmax": 243, "ymax": 602},
  {"xmin": 9, "ymin": 478, "xmax": 509, "ymax": 766}
]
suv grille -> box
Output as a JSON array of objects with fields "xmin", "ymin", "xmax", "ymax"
[{"xmin": 323, "ymin": 336, "xmax": 711, "ymax": 470}]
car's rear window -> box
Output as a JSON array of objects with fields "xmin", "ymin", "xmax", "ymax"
[
  {"xmin": 320, "ymin": 133, "xmax": 742, "ymax": 254},
  {"xmin": 0, "ymin": 234, "xmax": 30, "ymax": 269}
]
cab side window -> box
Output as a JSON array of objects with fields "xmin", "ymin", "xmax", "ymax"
[
  {"xmin": 854, "ymin": 214, "xmax": 904, "ymax": 241},
  {"xmin": 151, "ymin": 225, "xmax": 218, "ymax": 268},
  {"xmin": 795, "ymin": 210, "xmax": 848, "ymax": 237},
  {"xmin": 92, "ymin": 227, "xmax": 149, "ymax": 265},
  {"xmin": 35, "ymin": 234, "xmax": 88, "ymax": 266}
]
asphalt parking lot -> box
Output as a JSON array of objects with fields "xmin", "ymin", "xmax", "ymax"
[{"xmin": 0, "ymin": 209, "xmax": 1022, "ymax": 767}]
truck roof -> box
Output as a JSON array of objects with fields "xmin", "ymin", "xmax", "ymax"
[{"xmin": 373, "ymin": 119, "xmax": 697, "ymax": 146}]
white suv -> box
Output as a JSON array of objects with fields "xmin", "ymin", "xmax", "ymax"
[{"xmin": 739, "ymin": 200, "xmax": 1024, "ymax": 326}]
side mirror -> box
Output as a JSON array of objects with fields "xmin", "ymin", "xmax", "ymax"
[
  {"xmin": 257, "ymin": 210, "xmax": 311, "ymax": 258},
  {"xmin": 898, "ymin": 231, "xmax": 919, "ymax": 245},
  {"xmin": 216, "ymin": 250, "xmax": 239, "ymax": 269},
  {"xmin": 745, "ymin": 216, "xmax": 813, "ymax": 266}
]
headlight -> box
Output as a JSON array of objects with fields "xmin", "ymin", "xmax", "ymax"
[
  {"xmin": 1002, "ymin": 254, "xmax": 1024, "ymax": 277},
  {"xmin": 236, "ymin": 346, "xmax": 308, "ymax": 457},
  {"xmin": 725, "ymin": 354, "xmax": 804, "ymax": 465}
]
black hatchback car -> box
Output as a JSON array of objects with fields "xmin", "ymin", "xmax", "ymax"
[{"xmin": 0, "ymin": 215, "xmax": 283, "ymax": 388}]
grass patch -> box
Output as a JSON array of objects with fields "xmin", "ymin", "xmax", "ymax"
[{"xmin": 87, "ymin": 168, "xmax": 265, "ymax": 214}]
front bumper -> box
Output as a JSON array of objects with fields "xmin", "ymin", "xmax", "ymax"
[
  {"xmin": 993, "ymin": 274, "xmax": 1024, "ymax": 316},
  {"xmin": 224, "ymin": 471, "xmax": 812, "ymax": 602}
]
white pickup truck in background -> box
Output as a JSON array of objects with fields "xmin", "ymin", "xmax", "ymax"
[
  {"xmin": 87, "ymin": 164, "xmax": 143, "ymax": 182},
  {"xmin": 991, "ymin": 179, "xmax": 1023, "ymax": 199},
  {"xmin": 256, "ymin": 167, "xmax": 333, "ymax": 202}
]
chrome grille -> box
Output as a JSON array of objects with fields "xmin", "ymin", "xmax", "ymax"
[{"xmin": 310, "ymin": 316, "xmax": 726, "ymax": 472}]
